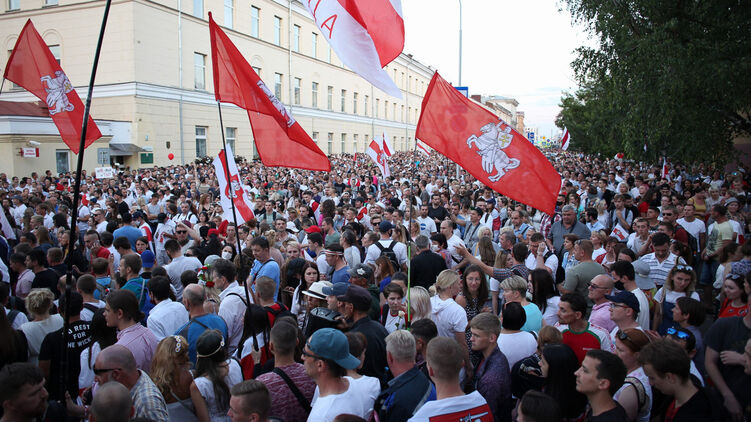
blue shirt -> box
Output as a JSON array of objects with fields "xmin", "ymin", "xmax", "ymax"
[
  {"xmin": 175, "ymin": 313, "xmax": 229, "ymax": 365},
  {"xmin": 113, "ymin": 225, "xmax": 143, "ymax": 250},
  {"xmin": 521, "ymin": 302, "xmax": 543, "ymax": 333},
  {"xmin": 250, "ymin": 258, "xmax": 281, "ymax": 300},
  {"xmin": 121, "ymin": 277, "xmax": 155, "ymax": 319},
  {"xmin": 94, "ymin": 276, "xmax": 111, "ymax": 299},
  {"xmin": 513, "ymin": 223, "xmax": 531, "ymax": 240},
  {"xmin": 331, "ymin": 267, "xmax": 351, "ymax": 285}
]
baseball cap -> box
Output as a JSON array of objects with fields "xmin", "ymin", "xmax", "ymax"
[
  {"xmin": 140, "ymin": 250, "xmax": 155, "ymax": 268},
  {"xmin": 347, "ymin": 264, "xmax": 373, "ymax": 280},
  {"xmin": 286, "ymin": 221, "xmax": 299, "ymax": 233},
  {"xmin": 337, "ymin": 285, "xmax": 372, "ymax": 311},
  {"xmin": 632, "ymin": 259, "xmax": 655, "ymax": 290},
  {"xmin": 605, "ymin": 291, "xmax": 640, "ymax": 313},
  {"xmin": 379, "ymin": 221, "xmax": 394, "ymax": 233},
  {"xmin": 321, "ymin": 282, "xmax": 349, "ymax": 297},
  {"xmin": 307, "ymin": 328, "xmax": 360, "ymax": 369},
  {"xmin": 302, "ymin": 281, "xmax": 333, "ymax": 300},
  {"xmin": 132, "ymin": 211, "xmax": 145, "ymax": 220}
]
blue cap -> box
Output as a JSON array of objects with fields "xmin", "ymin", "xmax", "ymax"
[
  {"xmin": 307, "ymin": 328, "xmax": 361, "ymax": 370},
  {"xmin": 605, "ymin": 290, "xmax": 640, "ymax": 314},
  {"xmin": 379, "ymin": 220, "xmax": 394, "ymax": 233},
  {"xmin": 141, "ymin": 250, "xmax": 155, "ymax": 268},
  {"xmin": 321, "ymin": 282, "xmax": 349, "ymax": 297}
]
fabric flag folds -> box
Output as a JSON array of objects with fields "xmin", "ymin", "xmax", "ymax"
[
  {"xmin": 416, "ymin": 72, "xmax": 560, "ymax": 215},
  {"xmin": 416, "ymin": 141, "xmax": 431, "ymax": 157},
  {"xmin": 661, "ymin": 157, "xmax": 669, "ymax": 180},
  {"xmin": 560, "ymin": 127, "xmax": 570, "ymax": 150},
  {"xmin": 304, "ymin": 0, "xmax": 404, "ymax": 98},
  {"xmin": 375, "ymin": 131, "xmax": 394, "ymax": 157},
  {"xmin": 4, "ymin": 19, "xmax": 101, "ymax": 154},
  {"xmin": 0, "ymin": 209, "xmax": 15, "ymax": 240},
  {"xmin": 366, "ymin": 139, "xmax": 390, "ymax": 178},
  {"xmin": 213, "ymin": 145, "xmax": 255, "ymax": 225},
  {"xmin": 208, "ymin": 13, "xmax": 330, "ymax": 172}
]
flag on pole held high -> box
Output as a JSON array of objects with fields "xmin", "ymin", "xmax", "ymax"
[
  {"xmin": 213, "ymin": 145, "xmax": 255, "ymax": 225},
  {"xmin": 304, "ymin": 0, "xmax": 404, "ymax": 98},
  {"xmin": 375, "ymin": 131, "xmax": 394, "ymax": 157},
  {"xmin": 416, "ymin": 141, "xmax": 431, "ymax": 157},
  {"xmin": 367, "ymin": 138, "xmax": 391, "ymax": 178},
  {"xmin": 4, "ymin": 19, "xmax": 101, "ymax": 154},
  {"xmin": 560, "ymin": 127, "xmax": 570, "ymax": 150},
  {"xmin": 209, "ymin": 13, "xmax": 330, "ymax": 172},
  {"xmin": 661, "ymin": 157, "xmax": 669, "ymax": 180},
  {"xmin": 416, "ymin": 72, "xmax": 560, "ymax": 215}
]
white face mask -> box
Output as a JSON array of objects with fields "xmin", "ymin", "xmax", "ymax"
[
  {"xmin": 431, "ymin": 244, "xmax": 439, "ymax": 252},
  {"xmin": 222, "ymin": 251, "xmax": 233, "ymax": 260}
]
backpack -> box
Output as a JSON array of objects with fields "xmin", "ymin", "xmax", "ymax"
[
  {"xmin": 676, "ymin": 223, "xmax": 699, "ymax": 255},
  {"xmin": 375, "ymin": 240, "xmax": 401, "ymax": 271}
]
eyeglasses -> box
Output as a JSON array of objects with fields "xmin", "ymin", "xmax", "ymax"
[
  {"xmin": 726, "ymin": 273, "xmax": 743, "ymax": 281},
  {"xmin": 176, "ymin": 231, "xmax": 187, "ymax": 234},
  {"xmin": 609, "ymin": 303, "xmax": 629, "ymax": 309},
  {"xmin": 93, "ymin": 367, "xmax": 121, "ymax": 375},
  {"xmin": 301, "ymin": 348, "xmax": 324, "ymax": 361},
  {"xmin": 616, "ymin": 330, "xmax": 632, "ymax": 342},
  {"xmin": 666, "ymin": 327, "xmax": 690, "ymax": 340}
]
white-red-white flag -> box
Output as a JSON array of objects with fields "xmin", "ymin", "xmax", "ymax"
[
  {"xmin": 560, "ymin": 128, "xmax": 570, "ymax": 150},
  {"xmin": 416, "ymin": 141, "xmax": 430, "ymax": 157},
  {"xmin": 374, "ymin": 131, "xmax": 394, "ymax": 157},
  {"xmin": 213, "ymin": 145, "xmax": 256, "ymax": 225},
  {"xmin": 305, "ymin": 0, "xmax": 404, "ymax": 98},
  {"xmin": 0, "ymin": 210, "xmax": 15, "ymax": 240},
  {"xmin": 662, "ymin": 157, "xmax": 670, "ymax": 180},
  {"xmin": 367, "ymin": 139, "xmax": 391, "ymax": 178}
]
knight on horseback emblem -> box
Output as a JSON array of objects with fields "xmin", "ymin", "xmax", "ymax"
[{"xmin": 466, "ymin": 121, "xmax": 520, "ymax": 182}]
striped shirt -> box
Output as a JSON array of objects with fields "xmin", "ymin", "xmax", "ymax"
[
  {"xmin": 641, "ymin": 252, "xmax": 686, "ymax": 287},
  {"xmin": 131, "ymin": 370, "xmax": 169, "ymax": 422}
]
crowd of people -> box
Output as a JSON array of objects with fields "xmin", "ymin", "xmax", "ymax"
[{"xmin": 0, "ymin": 149, "xmax": 751, "ymax": 422}]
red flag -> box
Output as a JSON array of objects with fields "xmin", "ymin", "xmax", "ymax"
[
  {"xmin": 208, "ymin": 13, "xmax": 330, "ymax": 172},
  {"xmin": 3, "ymin": 20, "xmax": 101, "ymax": 154},
  {"xmin": 560, "ymin": 127, "xmax": 570, "ymax": 150},
  {"xmin": 416, "ymin": 72, "xmax": 560, "ymax": 215}
]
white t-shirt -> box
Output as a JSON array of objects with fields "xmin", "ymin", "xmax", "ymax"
[
  {"xmin": 542, "ymin": 296, "xmax": 561, "ymax": 326},
  {"xmin": 430, "ymin": 296, "xmax": 468, "ymax": 338},
  {"xmin": 653, "ymin": 288, "xmax": 700, "ymax": 305},
  {"xmin": 364, "ymin": 239, "xmax": 409, "ymax": 267},
  {"xmin": 525, "ymin": 250, "xmax": 559, "ymax": 282},
  {"xmin": 343, "ymin": 376, "xmax": 380, "ymax": 421},
  {"xmin": 416, "ymin": 216, "xmax": 437, "ymax": 237},
  {"xmin": 497, "ymin": 331, "xmax": 538, "ymax": 370},
  {"xmin": 308, "ymin": 378, "xmax": 373, "ymax": 422},
  {"xmin": 676, "ymin": 218, "xmax": 706, "ymax": 251},
  {"xmin": 408, "ymin": 390, "xmax": 492, "ymax": 422},
  {"xmin": 631, "ymin": 288, "xmax": 651, "ymax": 331},
  {"xmin": 80, "ymin": 300, "xmax": 105, "ymax": 321}
]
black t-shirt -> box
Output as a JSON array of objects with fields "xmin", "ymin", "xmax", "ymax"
[
  {"xmin": 586, "ymin": 402, "xmax": 629, "ymax": 422},
  {"xmin": 32, "ymin": 269, "xmax": 61, "ymax": 298},
  {"xmin": 38, "ymin": 321, "xmax": 91, "ymax": 400},
  {"xmin": 428, "ymin": 205, "xmax": 450, "ymax": 222},
  {"xmin": 704, "ymin": 316, "xmax": 751, "ymax": 408}
]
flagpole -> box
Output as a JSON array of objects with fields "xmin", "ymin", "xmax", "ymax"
[
  {"xmin": 216, "ymin": 101, "xmax": 251, "ymax": 306},
  {"xmin": 0, "ymin": 78, "xmax": 6, "ymax": 97},
  {"xmin": 61, "ymin": 0, "xmax": 112, "ymax": 406}
]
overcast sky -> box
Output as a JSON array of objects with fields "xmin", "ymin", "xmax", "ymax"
[{"xmin": 402, "ymin": 0, "xmax": 590, "ymax": 139}]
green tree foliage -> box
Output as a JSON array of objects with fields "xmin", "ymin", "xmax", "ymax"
[{"xmin": 556, "ymin": 0, "xmax": 751, "ymax": 163}]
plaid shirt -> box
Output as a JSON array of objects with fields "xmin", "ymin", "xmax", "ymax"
[
  {"xmin": 539, "ymin": 212, "xmax": 561, "ymax": 241},
  {"xmin": 493, "ymin": 264, "xmax": 529, "ymax": 283},
  {"xmin": 131, "ymin": 370, "xmax": 169, "ymax": 422}
]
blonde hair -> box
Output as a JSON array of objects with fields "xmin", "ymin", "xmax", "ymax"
[
  {"xmin": 151, "ymin": 335, "xmax": 190, "ymax": 398},
  {"xmin": 494, "ymin": 250, "xmax": 510, "ymax": 268},
  {"xmin": 408, "ymin": 286, "xmax": 432, "ymax": 321},
  {"xmin": 434, "ymin": 270, "xmax": 460, "ymax": 293},
  {"xmin": 665, "ymin": 266, "xmax": 697, "ymax": 295},
  {"xmin": 537, "ymin": 325, "xmax": 563, "ymax": 350},
  {"xmin": 25, "ymin": 288, "xmax": 54, "ymax": 316},
  {"xmin": 499, "ymin": 275, "xmax": 527, "ymax": 294}
]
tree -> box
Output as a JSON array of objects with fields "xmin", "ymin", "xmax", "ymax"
[{"xmin": 557, "ymin": 0, "xmax": 751, "ymax": 164}]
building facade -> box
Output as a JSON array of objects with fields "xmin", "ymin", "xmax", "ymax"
[{"xmin": 1, "ymin": 0, "xmax": 434, "ymax": 174}]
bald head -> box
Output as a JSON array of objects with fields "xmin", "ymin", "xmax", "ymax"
[
  {"xmin": 592, "ymin": 274, "xmax": 614, "ymax": 289},
  {"xmin": 183, "ymin": 283, "xmax": 205, "ymax": 306},
  {"xmin": 90, "ymin": 382, "xmax": 133, "ymax": 422},
  {"xmin": 98, "ymin": 345, "xmax": 137, "ymax": 372},
  {"xmin": 588, "ymin": 274, "xmax": 614, "ymax": 302}
]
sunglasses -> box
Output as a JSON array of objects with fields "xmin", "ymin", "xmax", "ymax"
[
  {"xmin": 176, "ymin": 231, "xmax": 187, "ymax": 234},
  {"xmin": 667, "ymin": 327, "xmax": 690, "ymax": 340},
  {"xmin": 301, "ymin": 348, "xmax": 324, "ymax": 361},
  {"xmin": 674, "ymin": 265, "xmax": 693, "ymax": 272}
]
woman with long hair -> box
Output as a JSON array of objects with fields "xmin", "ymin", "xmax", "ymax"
[
  {"xmin": 79, "ymin": 308, "xmax": 117, "ymax": 392},
  {"xmin": 540, "ymin": 344, "xmax": 587, "ymax": 421},
  {"xmin": 529, "ymin": 269, "xmax": 560, "ymax": 326},
  {"xmin": 613, "ymin": 329, "xmax": 652, "ymax": 422},
  {"xmin": 374, "ymin": 256, "xmax": 395, "ymax": 292},
  {"xmin": 290, "ymin": 261, "xmax": 318, "ymax": 328},
  {"xmin": 279, "ymin": 257, "xmax": 306, "ymax": 310},
  {"xmin": 408, "ymin": 286, "xmax": 432, "ymax": 322},
  {"xmin": 340, "ymin": 230, "xmax": 362, "ymax": 268},
  {"xmin": 455, "ymin": 265, "xmax": 491, "ymax": 367},
  {"xmin": 653, "ymin": 265, "xmax": 700, "ymax": 334},
  {"xmin": 151, "ymin": 335, "xmax": 197, "ymax": 421},
  {"xmin": 715, "ymin": 242, "xmax": 741, "ymax": 289},
  {"xmin": 136, "ymin": 236, "xmax": 151, "ymax": 254},
  {"xmin": 236, "ymin": 304, "xmax": 272, "ymax": 379},
  {"xmin": 20, "ymin": 288, "xmax": 63, "ymax": 364},
  {"xmin": 191, "ymin": 330, "xmax": 233, "ymax": 422},
  {"xmin": 718, "ymin": 273, "xmax": 748, "ymax": 318},
  {"xmin": 475, "ymin": 231, "xmax": 497, "ymax": 267}
]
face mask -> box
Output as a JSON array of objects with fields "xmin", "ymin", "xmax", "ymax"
[
  {"xmin": 222, "ymin": 251, "xmax": 233, "ymax": 260},
  {"xmin": 431, "ymin": 244, "xmax": 439, "ymax": 252}
]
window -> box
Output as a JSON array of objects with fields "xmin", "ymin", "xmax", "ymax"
[
  {"xmin": 364, "ymin": 95, "xmax": 369, "ymax": 116},
  {"xmin": 252, "ymin": 66, "xmax": 261, "ymax": 77},
  {"xmin": 327, "ymin": 86, "xmax": 333, "ymax": 110},
  {"xmin": 327, "ymin": 132, "xmax": 333, "ymax": 155},
  {"xmin": 341, "ymin": 133, "xmax": 346, "ymax": 153},
  {"xmin": 375, "ymin": 99, "xmax": 379, "ymax": 118},
  {"xmin": 384, "ymin": 101, "xmax": 388, "ymax": 119},
  {"xmin": 55, "ymin": 150, "xmax": 69, "ymax": 173},
  {"xmin": 224, "ymin": 0, "xmax": 233, "ymax": 28},
  {"xmin": 44, "ymin": 0, "xmax": 57, "ymax": 5},
  {"xmin": 311, "ymin": 33, "xmax": 318, "ymax": 58},
  {"xmin": 312, "ymin": 131, "xmax": 319, "ymax": 145},
  {"xmin": 192, "ymin": 0, "xmax": 202, "ymax": 18},
  {"xmin": 401, "ymin": 137, "xmax": 405, "ymax": 150},
  {"xmin": 250, "ymin": 6, "xmax": 259, "ymax": 38},
  {"xmin": 8, "ymin": 0, "xmax": 19, "ymax": 10},
  {"xmin": 226, "ymin": 127, "xmax": 236, "ymax": 151},
  {"xmin": 274, "ymin": 73, "xmax": 282, "ymax": 99},
  {"xmin": 408, "ymin": 76, "xmax": 412, "ymax": 93},
  {"xmin": 195, "ymin": 126, "xmax": 207, "ymax": 157},
  {"xmin": 194, "ymin": 53, "xmax": 206, "ymax": 89},
  {"xmin": 48, "ymin": 45, "xmax": 61, "ymax": 65},
  {"xmin": 353, "ymin": 134, "xmax": 359, "ymax": 153},
  {"xmin": 293, "ymin": 25, "xmax": 300, "ymax": 52},
  {"xmin": 401, "ymin": 105, "xmax": 404, "ymax": 122},
  {"xmin": 273, "ymin": 16, "xmax": 282, "ymax": 46},
  {"xmin": 393, "ymin": 103, "xmax": 397, "ymax": 120},
  {"xmin": 393, "ymin": 136, "xmax": 397, "ymax": 152},
  {"xmin": 353, "ymin": 92, "xmax": 358, "ymax": 115},
  {"xmin": 311, "ymin": 82, "xmax": 318, "ymax": 108},
  {"xmin": 293, "ymin": 77, "xmax": 301, "ymax": 105},
  {"xmin": 340, "ymin": 89, "xmax": 346, "ymax": 112},
  {"xmin": 408, "ymin": 107, "xmax": 411, "ymax": 123}
]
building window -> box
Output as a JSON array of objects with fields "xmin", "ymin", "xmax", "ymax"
[
  {"xmin": 251, "ymin": 66, "xmax": 261, "ymax": 77},
  {"xmin": 327, "ymin": 132, "xmax": 333, "ymax": 154},
  {"xmin": 341, "ymin": 133, "xmax": 346, "ymax": 153},
  {"xmin": 327, "ymin": 86, "xmax": 333, "ymax": 110},
  {"xmin": 311, "ymin": 82, "xmax": 318, "ymax": 108},
  {"xmin": 293, "ymin": 25, "xmax": 300, "ymax": 52},
  {"xmin": 293, "ymin": 77, "xmax": 301, "ymax": 105},
  {"xmin": 401, "ymin": 105, "xmax": 404, "ymax": 122},
  {"xmin": 364, "ymin": 95, "xmax": 368, "ymax": 116},
  {"xmin": 274, "ymin": 73, "xmax": 282, "ymax": 100},
  {"xmin": 393, "ymin": 136, "xmax": 397, "ymax": 152},
  {"xmin": 224, "ymin": 0, "xmax": 233, "ymax": 28},
  {"xmin": 340, "ymin": 90, "xmax": 346, "ymax": 112},
  {"xmin": 393, "ymin": 103, "xmax": 397, "ymax": 120},
  {"xmin": 375, "ymin": 99, "xmax": 379, "ymax": 118},
  {"xmin": 194, "ymin": 53, "xmax": 206, "ymax": 90},
  {"xmin": 48, "ymin": 45, "xmax": 61, "ymax": 65},
  {"xmin": 312, "ymin": 131, "xmax": 319, "ymax": 145},
  {"xmin": 192, "ymin": 0, "xmax": 202, "ymax": 18},
  {"xmin": 311, "ymin": 33, "xmax": 317, "ymax": 58},
  {"xmin": 384, "ymin": 101, "xmax": 388, "ymax": 119},
  {"xmin": 196, "ymin": 126, "xmax": 207, "ymax": 157},
  {"xmin": 273, "ymin": 16, "xmax": 282, "ymax": 46},
  {"xmin": 226, "ymin": 127, "xmax": 236, "ymax": 151},
  {"xmin": 353, "ymin": 92, "xmax": 358, "ymax": 115},
  {"xmin": 250, "ymin": 6, "xmax": 259, "ymax": 38},
  {"xmin": 401, "ymin": 136, "xmax": 405, "ymax": 150},
  {"xmin": 353, "ymin": 134, "xmax": 358, "ymax": 153},
  {"xmin": 8, "ymin": 0, "xmax": 19, "ymax": 10},
  {"xmin": 55, "ymin": 150, "xmax": 69, "ymax": 173},
  {"xmin": 44, "ymin": 0, "xmax": 57, "ymax": 5}
]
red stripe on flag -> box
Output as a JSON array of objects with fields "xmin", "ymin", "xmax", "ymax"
[
  {"xmin": 218, "ymin": 149, "xmax": 256, "ymax": 222},
  {"xmin": 336, "ymin": 0, "xmax": 404, "ymax": 67}
]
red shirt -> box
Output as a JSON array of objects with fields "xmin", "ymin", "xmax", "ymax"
[{"xmin": 718, "ymin": 298, "xmax": 748, "ymax": 319}]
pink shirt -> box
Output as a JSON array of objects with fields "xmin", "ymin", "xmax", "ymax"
[
  {"xmin": 117, "ymin": 323, "xmax": 158, "ymax": 373},
  {"xmin": 589, "ymin": 302, "xmax": 617, "ymax": 334}
]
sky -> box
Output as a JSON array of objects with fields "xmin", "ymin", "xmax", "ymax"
[{"xmin": 401, "ymin": 0, "xmax": 591, "ymax": 139}]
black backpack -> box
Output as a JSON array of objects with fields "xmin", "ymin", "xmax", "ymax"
[{"xmin": 375, "ymin": 240, "xmax": 401, "ymax": 271}]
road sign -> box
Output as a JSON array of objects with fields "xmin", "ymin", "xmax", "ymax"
[{"xmin": 454, "ymin": 86, "xmax": 469, "ymax": 98}]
